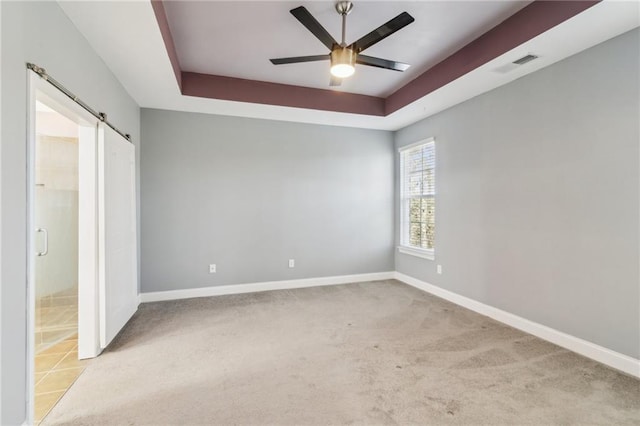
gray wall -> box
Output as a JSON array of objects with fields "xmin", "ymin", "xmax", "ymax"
[
  {"xmin": 0, "ymin": 4, "xmax": 636, "ymax": 424},
  {"xmin": 141, "ymin": 109, "xmax": 394, "ymax": 293},
  {"xmin": 0, "ymin": 2, "xmax": 141, "ymax": 423},
  {"xmin": 395, "ymin": 29, "xmax": 640, "ymax": 359}
]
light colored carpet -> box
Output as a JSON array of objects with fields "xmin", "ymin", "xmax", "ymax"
[{"xmin": 44, "ymin": 280, "xmax": 640, "ymax": 425}]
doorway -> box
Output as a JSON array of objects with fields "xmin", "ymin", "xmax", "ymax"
[
  {"xmin": 27, "ymin": 69, "xmax": 139, "ymax": 425},
  {"xmin": 34, "ymin": 100, "xmax": 80, "ymax": 350},
  {"xmin": 31, "ymin": 96, "xmax": 94, "ymax": 423}
]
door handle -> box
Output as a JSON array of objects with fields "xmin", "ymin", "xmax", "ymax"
[{"xmin": 36, "ymin": 228, "xmax": 48, "ymax": 256}]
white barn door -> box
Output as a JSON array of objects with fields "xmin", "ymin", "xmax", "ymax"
[{"xmin": 98, "ymin": 123, "xmax": 138, "ymax": 348}]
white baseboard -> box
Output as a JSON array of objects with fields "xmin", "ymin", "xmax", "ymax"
[
  {"xmin": 394, "ymin": 272, "xmax": 640, "ymax": 378},
  {"xmin": 139, "ymin": 271, "xmax": 395, "ymax": 303},
  {"xmin": 137, "ymin": 269, "xmax": 639, "ymax": 378}
]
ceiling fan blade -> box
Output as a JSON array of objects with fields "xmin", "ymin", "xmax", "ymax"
[
  {"xmin": 270, "ymin": 55, "xmax": 329, "ymax": 65},
  {"xmin": 290, "ymin": 6, "xmax": 338, "ymax": 51},
  {"xmin": 356, "ymin": 55, "xmax": 410, "ymax": 72},
  {"xmin": 349, "ymin": 12, "xmax": 415, "ymax": 53},
  {"xmin": 329, "ymin": 75, "xmax": 342, "ymax": 87}
]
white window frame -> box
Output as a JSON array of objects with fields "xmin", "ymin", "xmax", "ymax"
[{"xmin": 398, "ymin": 137, "xmax": 435, "ymax": 260}]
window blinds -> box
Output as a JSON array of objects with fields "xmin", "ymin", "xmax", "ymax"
[{"xmin": 400, "ymin": 139, "xmax": 435, "ymax": 252}]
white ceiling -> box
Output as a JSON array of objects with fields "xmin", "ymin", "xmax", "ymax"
[
  {"xmin": 58, "ymin": 0, "xmax": 639, "ymax": 131},
  {"xmin": 164, "ymin": 1, "xmax": 529, "ymax": 97}
]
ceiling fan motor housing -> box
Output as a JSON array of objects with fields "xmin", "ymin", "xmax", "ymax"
[{"xmin": 335, "ymin": 1, "xmax": 354, "ymax": 15}]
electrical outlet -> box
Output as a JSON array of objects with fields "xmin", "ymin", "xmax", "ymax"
[
  {"xmin": 288, "ymin": 259, "xmax": 295, "ymax": 268},
  {"xmin": 437, "ymin": 264, "xmax": 442, "ymax": 275},
  {"xmin": 209, "ymin": 264, "xmax": 216, "ymax": 274}
]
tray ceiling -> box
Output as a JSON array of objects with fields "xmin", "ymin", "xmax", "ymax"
[
  {"xmin": 163, "ymin": 1, "xmax": 530, "ymax": 97},
  {"xmin": 57, "ymin": 0, "xmax": 640, "ymax": 130}
]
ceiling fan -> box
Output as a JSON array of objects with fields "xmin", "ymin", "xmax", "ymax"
[{"xmin": 270, "ymin": 1, "xmax": 415, "ymax": 86}]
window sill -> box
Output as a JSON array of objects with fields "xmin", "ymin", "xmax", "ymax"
[{"xmin": 397, "ymin": 246, "xmax": 434, "ymax": 260}]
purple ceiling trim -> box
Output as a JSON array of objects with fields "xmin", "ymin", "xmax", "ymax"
[
  {"xmin": 154, "ymin": 0, "xmax": 599, "ymax": 117},
  {"xmin": 150, "ymin": 0, "xmax": 182, "ymax": 90},
  {"xmin": 182, "ymin": 72, "xmax": 386, "ymax": 116},
  {"xmin": 385, "ymin": 0, "xmax": 600, "ymax": 115}
]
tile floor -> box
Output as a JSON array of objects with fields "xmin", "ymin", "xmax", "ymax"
[
  {"xmin": 34, "ymin": 334, "xmax": 88, "ymax": 424},
  {"xmin": 35, "ymin": 287, "xmax": 78, "ymax": 353}
]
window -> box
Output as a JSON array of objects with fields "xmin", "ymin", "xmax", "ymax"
[{"xmin": 399, "ymin": 138, "xmax": 435, "ymax": 259}]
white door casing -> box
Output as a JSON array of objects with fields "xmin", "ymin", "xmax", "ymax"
[
  {"xmin": 98, "ymin": 123, "xmax": 138, "ymax": 348},
  {"xmin": 78, "ymin": 124, "xmax": 100, "ymax": 359}
]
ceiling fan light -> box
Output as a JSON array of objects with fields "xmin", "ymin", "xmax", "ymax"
[
  {"xmin": 331, "ymin": 63, "xmax": 355, "ymax": 78},
  {"xmin": 330, "ymin": 47, "xmax": 356, "ymax": 78}
]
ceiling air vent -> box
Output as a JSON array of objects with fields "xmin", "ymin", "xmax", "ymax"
[
  {"xmin": 512, "ymin": 54, "xmax": 539, "ymax": 65},
  {"xmin": 493, "ymin": 53, "xmax": 540, "ymax": 74}
]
